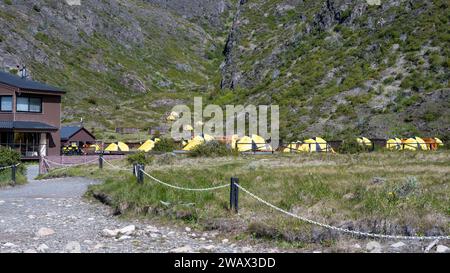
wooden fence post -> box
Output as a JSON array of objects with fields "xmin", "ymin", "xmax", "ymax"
[{"xmin": 11, "ymin": 164, "xmax": 16, "ymax": 186}]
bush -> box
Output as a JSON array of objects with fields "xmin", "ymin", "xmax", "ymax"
[
  {"xmin": 153, "ymin": 138, "xmax": 179, "ymax": 152},
  {"xmin": 127, "ymin": 151, "xmax": 153, "ymax": 165},
  {"xmin": 337, "ymin": 139, "xmax": 370, "ymax": 154},
  {"xmin": 0, "ymin": 147, "xmax": 25, "ymax": 186},
  {"xmin": 0, "ymin": 147, "xmax": 21, "ymax": 166},
  {"xmin": 393, "ymin": 176, "xmax": 419, "ymax": 198},
  {"xmin": 189, "ymin": 141, "xmax": 237, "ymax": 157}
]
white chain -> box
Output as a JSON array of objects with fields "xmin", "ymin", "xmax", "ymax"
[
  {"xmin": 43, "ymin": 158, "xmax": 98, "ymax": 167},
  {"xmin": 141, "ymin": 170, "xmax": 229, "ymax": 191},
  {"xmin": 101, "ymin": 158, "xmax": 130, "ymax": 171},
  {"xmin": 236, "ymin": 184, "xmax": 450, "ymax": 241}
]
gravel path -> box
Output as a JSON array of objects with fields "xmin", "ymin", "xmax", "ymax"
[{"xmin": 0, "ymin": 165, "xmax": 277, "ymax": 253}]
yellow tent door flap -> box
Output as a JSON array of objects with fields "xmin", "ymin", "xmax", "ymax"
[
  {"xmin": 118, "ymin": 142, "xmax": 130, "ymax": 152},
  {"xmin": 105, "ymin": 143, "xmax": 119, "ymax": 152}
]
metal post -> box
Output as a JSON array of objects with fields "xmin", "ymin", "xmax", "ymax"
[
  {"xmin": 137, "ymin": 164, "xmax": 145, "ymax": 184},
  {"xmin": 230, "ymin": 177, "xmax": 239, "ymax": 213},
  {"xmin": 133, "ymin": 163, "xmax": 137, "ymax": 176},
  {"xmin": 230, "ymin": 177, "xmax": 235, "ymax": 211},
  {"xmin": 234, "ymin": 178, "xmax": 239, "ymax": 213},
  {"xmin": 11, "ymin": 164, "xmax": 16, "ymax": 186},
  {"xmin": 99, "ymin": 153, "xmax": 103, "ymax": 169}
]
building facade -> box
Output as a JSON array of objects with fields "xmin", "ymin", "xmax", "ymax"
[{"xmin": 0, "ymin": 71, "xmax": 65, "ymax": 158}]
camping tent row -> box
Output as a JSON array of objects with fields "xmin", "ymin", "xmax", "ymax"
[
  {"xmin": 283, "ymin": 137, "xmax": 334, "ymax": 153},
  {"xmin": 104, "ymin": 142, "xmax": 130, "ymax": 152},
  {"xmin": 385, "ymin": 137, "xmax": 443, "ymax": 151},
  {"xmin": 357, "ymin": 136, "xmax": 444, "ymax": 151},
  {"xmin": 181, "ymin": 134, "xmax": 273, "ymax": 152}
]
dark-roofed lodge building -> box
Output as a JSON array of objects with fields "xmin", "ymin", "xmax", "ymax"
[
  {"xmin": 61, "ymin": 126, "xmax": 96, "ymax": 148},
  {"xmin": 0, "ymin": 71, "xmax": 65, "ymax": 158}
]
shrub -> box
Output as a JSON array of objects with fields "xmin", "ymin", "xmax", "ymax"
[
  {"xmin": 153, "ymin": 138, "xmax": 178, "ymax": 152},
  {"xmin": 189, "ymin": 141, "xmax": 237, "ymax": 157},
  {"xmin": 0, "ymin": 147, "xmax": 21, "ymax": 166},
  {"xmin": 0, "ymin": 147, "xmax": 25, "ymax": 185},
  {"xmin": 126, "ymin": 151, "xmax": 153, "ymax": 165},
  {"xmin": 393, "ymin": 176, "xmax": 419, "ymax": 198},
  {"xmin": 4, "ymin": 0, "xmax": 12, "ymax": 5},
  {"xmin": 337, "ymin": 139, "xmax": 370, "ymax": 154}
]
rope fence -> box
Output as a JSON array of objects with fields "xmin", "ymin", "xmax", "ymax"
[{"xmin": 45, "ymin": 156, "xmax": 450, "ymax": 241}]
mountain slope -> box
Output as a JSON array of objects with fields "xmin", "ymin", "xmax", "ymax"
[
  {"xmin": 218, "ymin": 0, "xmax": 449, "ymax": 139},
  {"xmin": 0, "ymin": 0, "xmax": 228, "ymax": 135},
  {"xmin": 0, "ymin": 0, "xmax": 449, "ymax": 140}
]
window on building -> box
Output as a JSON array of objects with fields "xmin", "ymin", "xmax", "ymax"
[
  {"xmin": 0, "ymin": 96, "xmax": 13, "ymax": 112},
  {"xmin": 16, "ymin": 96, "xmax": 42, "ymax": 113}
]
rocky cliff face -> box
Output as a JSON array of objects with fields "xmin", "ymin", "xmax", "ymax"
[{"xmin": 0, "ymin": 0, "xmax": 448, "ymax": 139}]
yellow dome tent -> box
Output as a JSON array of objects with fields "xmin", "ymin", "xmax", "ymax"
[
  {"xmin": 230, "ymin": 135, "xmax": 239, "ymax": 150},
  {"xmin": 283, "ymin": 141, "xmax": 302, "ymax": 153},
  {"xmin": 166, "ymin": 111, "xmax": 179, "ymax": 121},
  {"xmin": 118, "ymin": 142, "xmax": 129, "ymax": 152},
  {"xmin": 435, "ymin": 138, "xmax": 444, "ymax": 147},
  {"xmin": 386, "ymin": 138, "xmax": 402, "ymax": 150},
  {"xmin": 251, "ymin": 134, "xmax": 272, "ymax": 151},
  {"xmin": 402, "ymin": 137, "xmax": 429, "ymax": 151},
  {"xmin": 236, "ymin": 136, "xmax": 253, "ymax": 152},
  {"xmin": 182, "ymin": 136, "xmax": 205, "ymax": 151},
  {"xmin": 183, "ymin": 124, "xmax": 194, "ymax": 131},
  {"xmin": 299, "ymin": 138, "xmax": 318, "ymax": 152},
  {"xmin": 105, "ymin": 143, "xmax": 119, "ymax": 152},
  {"xmin": 90, "ymin": 144, "xmax": 101, "ymax": 152},
  {"xmin": 298, "ymin": 137, "xmax": 331, "ymax": 152},
  {"xmin": 357, "ymin": 137, "xmax": 372, "ymax": 148},
  {"xmin": 138, "ymin": 140, "xmax": 155, "ymax": 152}
]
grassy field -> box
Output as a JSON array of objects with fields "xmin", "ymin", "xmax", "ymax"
[{"xmin": 41, "ymin": 151, "xmax": 450, "ymax": 245}]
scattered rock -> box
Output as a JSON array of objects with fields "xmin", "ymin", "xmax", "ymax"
[
  {"xmin": 170, "ymin": 245, "xmax": 193, "ymax": 253},
  {"xmin": 118, "ymin": 225, "xmax": 136, "ymax": 236},
  {"xmin": 145, "ymin": 225, "xmax": 159, "ymax": 233},
  {"xmin": 222, "ymin": 239, "xmax": 229, "ymax": 244},
  {"xmin": 391, "ymin": 242, "xmax": 406, "ymax": 248},
  {"xmin": 343, "ymin": 193, "xmax": 355, "ymax": 200},
  {"xmin": 24, "ymin": 249, "xmax": 38, "ymax": 253},
  {"xmin": 366, "ymin": 241, "xmax": 382, "ymax": 253},
  {"xmin": 185, "ymin": 227, "xmax": 191, "ymax": 232},
  {"xmin": 36, "ymin": 227, "xmax": 55, "ymax": 237},
  {"xmin": 424, "ymin": 239, "xmax": 439, "ymax": 253},
  {"xmin": 37, "ymin": 244, "xmax": 49, "ymax": 253},
  {"xmin": 93, "ymin": 244, "xmax": 104, "ymax": 250},
  {"xmin": 65, "ymin": 241, "xmax": 81, "ymax": 253},
  {"xmin": 175, "ymin": 63, "xmax": 192, "ymax": 72},
  {"xmin": 118, "ymin": 235, "xmax": 132, "ymax": 241},
  {"xmin": 242, "ymin": 247, "xmax": 253, "ymax": 253},
  {"xmin": 102, "ymin": 229, "xmax": 118, "ymax": 237},
  {"xmin": 3, "ymin": 242, "xmax": 16, "ymax": 248},
  {"xmin": 200, "ymin": 245, "xmax": 215, "ymax": 252},
  {"xmin": 436, "ymin": 245, "xmax": 449, "ymax": 253}
]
